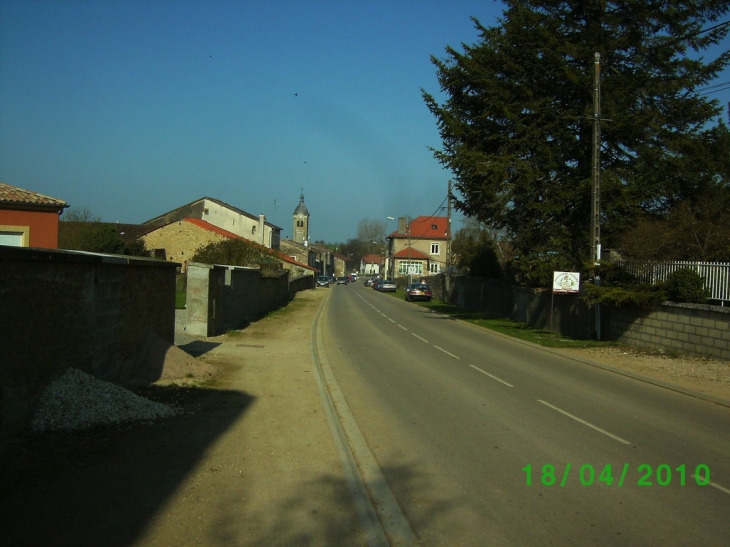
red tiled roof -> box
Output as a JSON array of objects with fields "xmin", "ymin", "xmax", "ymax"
[
  {"xmin": 393, "ymin": 247, "xmax": 429, "ymax": 260},
  {"xmin": 388, "ymin": 216, "xmax": 449, "ymax": 240},
  {"xmin": 183, "ymin": 218, "xmax": 316, "ymax": 271},
  {"xmin": 0, "ymin": 183, "xmax": 68, "ymax": 209},
  {"xmin": 184, "ymin": 217, "xmax": 242, "ymax": 240},
  {"xmin": 361, "ymin": 254, "xmax": 383, "ymax": 264}
]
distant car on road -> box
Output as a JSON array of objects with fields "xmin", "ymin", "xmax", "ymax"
[
  {"xmin": 336, "ymin": 276, "xmax": 349, "ymax": 285},
  {"xmin": 405, "ymin": 283, "xmax": 432, "ymax": 302},
  {"xmin": 378, "ymin": 279, "xmax": 396, "ymax": 292},
  {"xmin": 316, "ymin": 276, "xmax": 330, "ymax": 287}
]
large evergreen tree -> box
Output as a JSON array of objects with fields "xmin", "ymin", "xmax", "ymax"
[{"xmin": 423, "ymin": 0, "xmax": 730, "ymax": 284}]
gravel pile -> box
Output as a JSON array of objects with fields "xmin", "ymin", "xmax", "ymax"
[{"xmin": 31, "ymin": 368, "xmax": 179, "ymax": 432}]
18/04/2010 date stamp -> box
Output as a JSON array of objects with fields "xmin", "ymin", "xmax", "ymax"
[{"xmin": 522, "ymin": 464, "xmax": 711, "ymax": 487}]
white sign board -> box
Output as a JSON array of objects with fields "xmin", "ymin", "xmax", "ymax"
[{"xmin": 553, "ymin": 271, "xmax": 580, "ymax": 293}]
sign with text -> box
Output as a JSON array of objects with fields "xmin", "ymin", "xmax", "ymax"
[{"xmin": 553, "ymin": 271, "xmax": 581, "ymax": 293}]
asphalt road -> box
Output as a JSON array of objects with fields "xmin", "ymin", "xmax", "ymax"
[{"xmin": 320, "ymin": 282, "xmax": 730, "ymax": 546}]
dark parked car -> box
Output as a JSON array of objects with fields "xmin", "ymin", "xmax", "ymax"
[
  {"xmin": 316, "ymin": 276, "xmax": 330, "ymax": 287},
  {"xmin": 405, "ymin": 283, "xmax": 432, "ymax": 302},
  {"xmin": 336, "ymin": 276, "xmax": 349, "ymax": 285},
  {"xmin": 379, "ymin": 279, "xmax": 396, "ymax": 292},
  {"xmin": 371, "ymin": 278, "xmax": 382, "ymax": 290}
]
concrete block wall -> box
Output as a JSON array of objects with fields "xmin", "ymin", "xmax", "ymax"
[
  {"xmin": 0, "ymin": 247, "xmax": 178, "ymax": 435},
  {"xmin": 258, "ymin": 274, "xmax": 290, "ymax": 317},
  {"xmin": 606, "ymin": 302, "xmax": 730, "ymax": 360},
  {"xmin": 185, "ymin": 263, "xmax": 225, "ymax": 337},
  {"xmin": 223, "ymin": 267, "xmax": 261, "ymax": 329},
  {"xmin": 186, "ymin": 263, "xmax": 290, "ymax": 337}
]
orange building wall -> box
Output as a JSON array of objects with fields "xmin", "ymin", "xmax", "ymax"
[{"xmin": 0, "ymin": 209, "xmax": 61, "ymax": 249}]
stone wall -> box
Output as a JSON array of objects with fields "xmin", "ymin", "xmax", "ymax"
[
  {"xmin": 142, "ymin": 220, "xmax": 228, "ymax": 269},
  {"xmin": 0, "ymin": 247, "xmax": 178, "ymax": 435},
  {"xmin": 605, "ymin": 302, "xmax": 730, "ymax": 360}
]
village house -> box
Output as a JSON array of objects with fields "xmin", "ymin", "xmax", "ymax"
[
  {"xmin": 0, "ymin": 183, "xmax": 68, "ymax": 249},
  {"xmin": 143, "ymin": 197, "xmax": 282, "ymax": 250},
  {"xmin": 141, "ymin": 217, "xmax": 314, "ymax": 277},
  {"xmin": 360, "ymin": 253, "xmax": 384, "ymax": 276},
  {"xmin": 387, "ymin": 216, "xmax": 450, "ymax": 280}
]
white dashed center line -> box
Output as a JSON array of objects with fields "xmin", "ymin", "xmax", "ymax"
[
  {"xmin": 538, "ymin": 400, "xmax": 631, "ymax": 445},
  {"xmin": 470, "ymin": 365, "xmax": 513, "ymax": 387}
]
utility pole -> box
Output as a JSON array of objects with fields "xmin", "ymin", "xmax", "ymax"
[
  {"xmin": 591, "ymin": 52, "xmax": 602, "ymax": 340},
  {"xmin": 590, "ymin": 52, "xmax": 602, "ymax": 265},
  {"xmin": 445, "ymin": 180, "xmax": 452, "ymax": 301}
]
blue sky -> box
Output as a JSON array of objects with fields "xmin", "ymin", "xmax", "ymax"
[{"xmin": 1, "ymin": 1, "xmax": 728, "ymax": 243}]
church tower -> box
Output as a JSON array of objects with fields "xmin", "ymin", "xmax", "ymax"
[{"xmin": 292, "ymin": 192, "xmax": 310, "ymax": 244}]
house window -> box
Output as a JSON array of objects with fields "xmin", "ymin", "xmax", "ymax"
[
  {"xmin": 0, "ymin": 226, "xmax": 29, "ymax": 247},
  {"xmin": 398, "ymin": 261, "xmax": 423, "ymax": 275},
  {"xmin": 429, "ymin": 263, "xmax": 440, "ymax": 274},
  {"xmin": 430, "ymin": 243, "xmax": 440, "ymax": 255}
]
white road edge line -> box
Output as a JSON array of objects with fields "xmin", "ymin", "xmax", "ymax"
[
  {"xmin": 412, "ymin": 333, "xmax": 429, "ymax": 343},
  {"xmin": 691, "ymin": 475, "xmax": 730, "ymax": 496},
  {"xmin": 388, "ymin": 318, "xmax": 396, "ymax": 324},
  {"xmin": 538, "ymin": 400, "xmax": 631, "ymax": 445},
  {"xmin": 470, "ymin": 365, "xmax": 513, "ymax": 387},
  {"xmin": 434, "ymin": 345, "xmax": 460, "ymax": 359},
  {"xmin": 398, "ymin": 325, "xmax": 408, "ymax": 331}
]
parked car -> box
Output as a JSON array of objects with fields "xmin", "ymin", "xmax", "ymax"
[
  {"xmin": 316, "ymin": 276, "xmax": 330, "ymax": 287},
  {"xmin": 364, "ymin": 277, "xmax": 373, "ymax": 287},
  {"xmin": 371, "ymin": 278, "xmax": 382, "ymax": 290},
  {"xmin": 327, "ymin": 275, "xmax": 336, "ymax": 285},
  {"xmin": 336, "ymin": 276, "xmax": 349, "ymax": 285},
  {"xmin": 405, "ymin": 283, "xmax": 432, "ymax": 302},
  {"xmin": 379, "ymin": 279, "xmax": 396, "ymax": 292}
]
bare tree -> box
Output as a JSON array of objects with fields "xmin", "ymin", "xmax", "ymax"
[{"xmin": 357, "ymin": 218, "xmax": 386, "ymax": 253}]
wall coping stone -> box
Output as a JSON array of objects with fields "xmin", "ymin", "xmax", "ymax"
[
  {"xmin": 0, "ymin": 246, "xmax": 180, "ymax": 268},
  {"xmin": 660, "ymin": 300, "xmax": 730, "ymax": 316}
]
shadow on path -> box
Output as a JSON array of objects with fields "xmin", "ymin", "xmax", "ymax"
[{"xmin": 0, "ymin": 385, "xmax": 253, "ymax": 547}]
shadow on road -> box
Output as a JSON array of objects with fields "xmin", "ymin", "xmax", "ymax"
[{"xmin": 0, "ymin": 385, "xmax": 253, "ymax": 547}]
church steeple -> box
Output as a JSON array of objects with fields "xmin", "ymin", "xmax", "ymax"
[{"xmin": 292, "ymin": 191, "xmax": 310, "ymax": 244}]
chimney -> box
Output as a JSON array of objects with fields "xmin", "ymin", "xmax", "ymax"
[
  {"xmin": 398, "ymin": 217, "xmax": 407, "ymax": 234},
  {"xmin": 258, "ymin": 214, "xmax": 265, "ymax": 246}
]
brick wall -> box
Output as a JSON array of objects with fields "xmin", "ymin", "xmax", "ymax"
[{"xmin": 0, "ymin": 247, "xmax": 178, "ymax": 435}]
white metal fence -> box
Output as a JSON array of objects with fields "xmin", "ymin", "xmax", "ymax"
[{"xmin": 616, "ymin": 260, "xmax": 730, "ymax": 305}]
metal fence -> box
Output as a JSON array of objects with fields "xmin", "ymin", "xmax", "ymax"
[{"xmin": 616, "ymin": 260, "xmax": 730, "ymax": 305}]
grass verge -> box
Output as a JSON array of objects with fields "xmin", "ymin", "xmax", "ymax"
[{"xmin": 386, "ymin": 291, "xmax": 616, "ymax": 349}]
